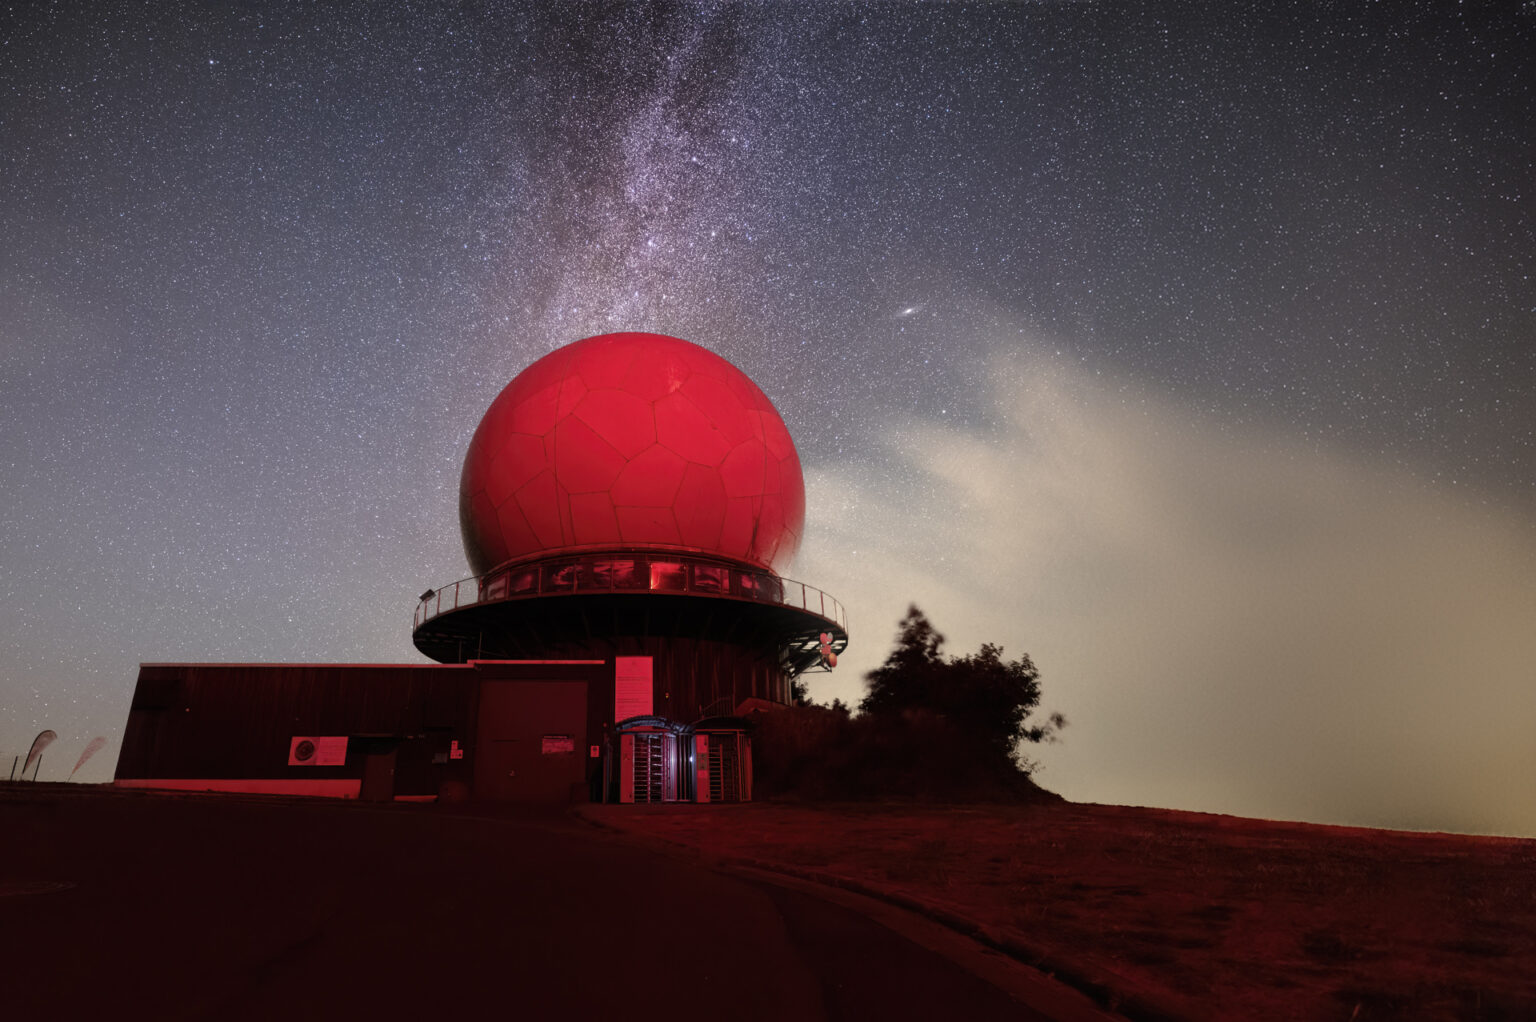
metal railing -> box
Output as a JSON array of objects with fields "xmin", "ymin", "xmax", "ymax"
[{"xmin": 413, "ymin": 553, "xmax": 847, "ymax": 634}]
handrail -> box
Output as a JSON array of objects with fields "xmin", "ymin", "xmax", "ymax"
[{"xmin": 413, "ymin": 553, "xmax": 847, "ymax": 634}]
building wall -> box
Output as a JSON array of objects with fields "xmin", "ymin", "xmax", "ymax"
[
  {"xmin": 474, "ymin": 679, "xmax": 590, "ymax": 801},
  {"xmin": 415, "ymin": 591, "xmax": 797, "ymax": 714},
  {"xmin": 116, "ymin": 660, "xmax": 611, "ymax": 801},
  {"xmin": 496, "ymin": 633, "xmax": 786, "ymax": 720}
]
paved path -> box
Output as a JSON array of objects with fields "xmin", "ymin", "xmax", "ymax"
[{"xmin": 0, "ymin": 787, "xmax": 1098, "ymax": 1020}]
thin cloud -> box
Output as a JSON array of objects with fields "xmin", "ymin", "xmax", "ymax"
[{"xmin": 798, "ymin": 352, "xmax": 1536, "ymax": 836}]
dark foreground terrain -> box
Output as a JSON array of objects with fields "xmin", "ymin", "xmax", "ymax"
[
  {"xmin": 588, "ymin": 800, "xmax": 1536, "ymax": 1021},
  {"xmin": 1, "ymin": 784, "xmax": 1106, "ymax": 1022}
]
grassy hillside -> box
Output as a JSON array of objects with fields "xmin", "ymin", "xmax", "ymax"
[{"xmin": 591, "ymin": 800, "xmax": 1536, "ymax": 1021}]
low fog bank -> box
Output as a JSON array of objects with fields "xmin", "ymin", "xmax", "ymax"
[{"xmin": 797, "ymin": 350, "xmax": 1536, "ymax": 838}]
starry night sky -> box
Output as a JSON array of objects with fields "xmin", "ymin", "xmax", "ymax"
[{"xmin": 3, "ymin": 3, "xmax": 1533, "ymax": 834}]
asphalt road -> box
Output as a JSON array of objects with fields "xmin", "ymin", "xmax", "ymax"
[{"xmin": 1, "ymin": 785, "xmax": 1074, "ymax": 1020}]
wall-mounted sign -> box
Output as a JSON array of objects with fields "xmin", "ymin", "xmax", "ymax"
[
  {"xmin": 449, "ymin": 739, "xmax": 465, "ymax": 760},
  {"xmin": 541, "ymin": 735, "xmax": 575, "ymax": 755},
  {"xmin": 589, "ymin": 744, "xmax": 601, "ymax": 759},
  {"xmin": 615, "ymin": 656, "xmax": 653, "ymax": 721},
  {"xmin": 288, "ymin": 736, "xmax": 347, "ymax": 766}
]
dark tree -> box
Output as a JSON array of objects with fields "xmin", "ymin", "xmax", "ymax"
[
  {"xmin": 789, "ymin": 676, "xmax": 811, "ymax": 706},
  {"xmin": 860, "ymin": 605, "xmax": 1064, "ymax": 768},
  {"xmin": 859, "ymin": 606, "xmax": 947, "ymax": 717}
]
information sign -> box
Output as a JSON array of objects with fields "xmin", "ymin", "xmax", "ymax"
[{"xmin": 614, "ymin": 656, "xmax": 653, "ymax": 721}]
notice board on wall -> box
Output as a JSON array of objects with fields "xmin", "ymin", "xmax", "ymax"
[{"xmin": 614, "ymin": 656, "xmax": 653, "ymax": 722}]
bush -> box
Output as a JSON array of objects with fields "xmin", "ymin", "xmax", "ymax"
[
  {"xmin": 861, "ymin": 606, "xmax": 1063, "ymax": 770},
  {"xmin": 753, "ymin": 704, "xmax": 1062, "ymax": 804},
  {"xmin": 754, "ymin": 605, "xmax": 1066, "ymax": 803}
]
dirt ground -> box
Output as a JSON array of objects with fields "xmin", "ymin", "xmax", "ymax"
[
  {"xmin": 584, "ymin": 800, "xmax": 1536, "ymax": 1021},
  {"xmin": 3, "ymin": 783, "xmax": 1054, "ymax": 1021}
]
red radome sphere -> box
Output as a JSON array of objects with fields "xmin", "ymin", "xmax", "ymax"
[{"xmin": 459, "ymin": 332, "xmax": 806, "ymax": 577}]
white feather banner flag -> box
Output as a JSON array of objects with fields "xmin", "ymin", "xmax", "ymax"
[
  {"xmin": 70, "ymin": 736, "xmax": 108, "ymax": 780},
  {"xmin": 23, "ymin": 730, "xmax": 57, "ymax": 778}
]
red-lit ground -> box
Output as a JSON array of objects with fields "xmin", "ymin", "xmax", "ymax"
[
  {"xmin": 10, "ymin": 784, "xmax": 1532, "ymax": 1020},
  {"xmin": 0, "ymin": 784, "xmax": 1101, "ymax": 1021},
  {"xmin": 581, "ymin": 801, "xmax": 1536, "ymax": 1021}
]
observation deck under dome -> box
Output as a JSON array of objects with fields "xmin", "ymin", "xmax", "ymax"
[{"xmin": 412, "ymin": 550, "xmax": 848, "ymax": 679}]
